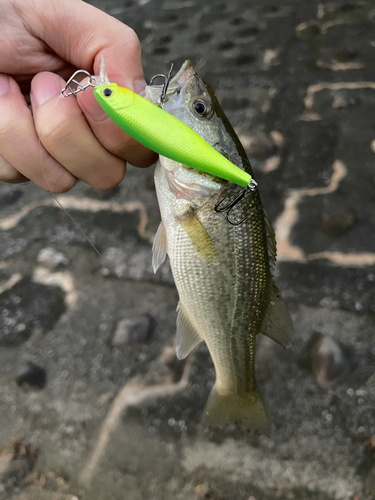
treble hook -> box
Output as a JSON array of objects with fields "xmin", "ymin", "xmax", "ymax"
[
  {"xmin": 61, "ymin": 70, "xmax": 98, "ymax": 97},
  {"xmin": 215, "ymin": 179, "xmax": 258, "ymax": 226},
  {"xmin": 149, "ymin": 63, "xmax": 175, "ymax": 106}
]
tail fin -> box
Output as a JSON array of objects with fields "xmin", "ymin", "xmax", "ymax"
[{"xmin": 203, "ymin": 385, "xmax": 270, "ymax": 434}]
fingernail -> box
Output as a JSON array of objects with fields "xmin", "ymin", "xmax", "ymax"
[
  {"xmin": 0, "ymin": 76, "xmax": 10, "ymax": 96},
  {"xmin": 32, "ymin": 73, "xmax": 62, "ymax": 106}
]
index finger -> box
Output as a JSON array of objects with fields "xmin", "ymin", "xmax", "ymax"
[{"xmin": 26, "ymin": 0, "xmax": 145, "ymax": 91}]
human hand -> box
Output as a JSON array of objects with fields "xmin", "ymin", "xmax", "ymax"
[{"xmin": 0, "ymin": 0, "xmax": 157, "ymax": 192}]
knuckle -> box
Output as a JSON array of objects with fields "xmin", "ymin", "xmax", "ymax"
[
  {"xmin": 103, "ymin": 134, "xmax": 137, "ymax": 161},
  {"xmin": 0, "ymin": 169, "xmax": 26, "ymax": 184},
  {"xmin": 133, "ymin": 150, "xmax": 158, "ymax": 169},
  {"xmin": 46, "ymin": 169, "xmax": 77, "ymax": 194},
  {"xmin": 0, "ymin": 116, "xmax": 17, "ymax": 141},
  {"xmin": 38, "ymin": 116, "xmax": 69, "ymax": 149},
  {"xmin": 124, "ymin": 27, "xmax": 141, "ymax": 54},
  {"xmin": 50, "ymin": 179, "xmax": 76, "ymax": 194},
  {"xmin": 90, "ymin": 164, "xmax": 126, "ymax": 191},
  {"xmin": 0, "ymin": 155, "xmax": 27, "ymax": 183}
]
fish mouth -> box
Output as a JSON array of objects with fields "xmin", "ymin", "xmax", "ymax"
[
  {"xmin": 169, "ymin": 60, "xmax": 194, "ymax": 85},
  {"xmin": 145, "ymin": 60, "xmax": 195, "ymax": 104}
]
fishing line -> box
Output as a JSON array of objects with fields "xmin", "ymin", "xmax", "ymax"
[
  {"xmin": 48, "ymin": 189, "xmax": 124, "ymax": 284},
  {"xmin": 49, "ymin": 191, "xmax": 102, "ymax": 258},
  {"xmin": 37, "ymin": 91, "xmax": 124, "ymax": 283}
]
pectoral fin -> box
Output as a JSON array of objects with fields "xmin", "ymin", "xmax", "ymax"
[
  {"xmin": 176, "ymin": 302, "xmax": 203, "ymax": 359},
  {"xmin": 180, "ymin": 214, "xmax": 217, "ymax": 260},
  {"xmin": 152, "ymin": 221, "xmax": 168, "ymax": 273},
  {"xmin": 260, "ymin": 281, "xmax": 294, "ymax": 348}
]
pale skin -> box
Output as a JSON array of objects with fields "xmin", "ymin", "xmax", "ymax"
[{"xmin": 0, "ymin": 0, "xmax": 157, "ymax": 192}]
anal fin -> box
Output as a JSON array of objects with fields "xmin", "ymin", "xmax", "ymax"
[
  {"xmin": 176, "ymin": 302, "xmax": 203, "ymax": 360},
  {"xmin": 260, "ymin": 281, "xmax": 294, "ymax": 348}
]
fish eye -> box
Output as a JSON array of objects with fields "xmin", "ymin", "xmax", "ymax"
[
  {"xmin": 102, "ymin": 88, "xmax": 113, "ymax": 97},
  {"xmin": 192, "ymin": 99, "xmax": 211, "ymax": 118}
]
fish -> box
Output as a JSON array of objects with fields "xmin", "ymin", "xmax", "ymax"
[{"xmin": 146, "ymin": 61, "xmax": 293, "ymax": 433}]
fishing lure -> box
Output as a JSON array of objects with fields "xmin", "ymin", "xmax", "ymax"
[
  {"xmin": 61, "ymin": 59, "xmax": 252, "ymax": 189},
  {"xmin": 93, "ymin": 86, "xmax": 252, "ymax": 188}
]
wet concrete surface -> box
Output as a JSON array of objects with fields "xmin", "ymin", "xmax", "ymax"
[{"xmin": 0, "ymin": 0, "xmax": 375, "ymax": 499}]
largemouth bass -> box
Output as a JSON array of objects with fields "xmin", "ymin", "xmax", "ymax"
[{"xmin": 146, "ymin": 61, "xmax": 293, "ymax": 433}]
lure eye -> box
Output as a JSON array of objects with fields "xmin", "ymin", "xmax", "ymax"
[
  {"xmin": 192, "ymin": 99, "xmax": 211, "ymax": 118},
  {"xmin": 102, "ymin": 88, "xmax": 113, "ymax": 97}
]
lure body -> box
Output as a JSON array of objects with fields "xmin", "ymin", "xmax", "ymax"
[{"xmin": 93, "ymin": 84, "xmax": 252, "ymax": 188}]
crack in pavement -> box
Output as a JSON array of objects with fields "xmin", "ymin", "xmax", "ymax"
[
  {"xmin": 274, "ymin": 158, "xmax": 375, "ymax": 267},
  {"xmin": 32, "ymin": 266, "xmax": 77, "ymax": 322},
  {"xmin": 0, "ymin": 273, "xmax": 22, "ymax": 294},
  {"xmin": 80, "ymin": 352, "xmax": 194, "ymax": 488},
  {"xmin": 316, "ymin": 61, "xmax": 366, "ymax": 71},
  {"xmin": 304, "ymin": 82, "xmax": 375, "ymax": 110},
  {"xmin": 0, "ymin": 196, "xmax": 154, "ymax": 243}
]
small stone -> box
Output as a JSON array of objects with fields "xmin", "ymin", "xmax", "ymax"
[
  {"xmin": 37, "ymin": 247, "xmax": 69, "ymax": 269},
  {"xmin": 263, "ymin": 156, "xmax": 281, "ymax": 173},
  {"xmin": 270, "ymin": 131, "xmax": 285, "ymax": 147},
  {"xmin": 299, "ymin": 332, "xmax": 351, "ymax": 388},
  {"xmin": 16, "ymin": 362, "xmax": 47, "ymax": 389},
  {"xmin": 263, "ymin": 49, "xmax": 280, "ymax": 66},
  {"xmin": 112, "ymin": 313, "xmax": 157, "ymax": 347},
  {"xmin": 312, "ymin": 335, "xmax": 349, "ymax": 388},
  {"xmin": 331, "ymin": 93, "xmax": 349, "ymax": 109},
  {"xmin": 321, "ymin": 211, "xmax": 356, "ymax": 238},
  {"xmin": 334, "ymin": 48, "xmax": 358, "ymax": 62}
]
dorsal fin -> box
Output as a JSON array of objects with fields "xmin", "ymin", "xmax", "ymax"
[{"xmin": 263, "ymin": 208, "xmax": 277, "ymax": 273}]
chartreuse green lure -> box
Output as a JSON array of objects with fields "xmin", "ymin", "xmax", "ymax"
[{"xmin": 93, "ymin": 84, "xmax": 252, "ymax": 188}]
